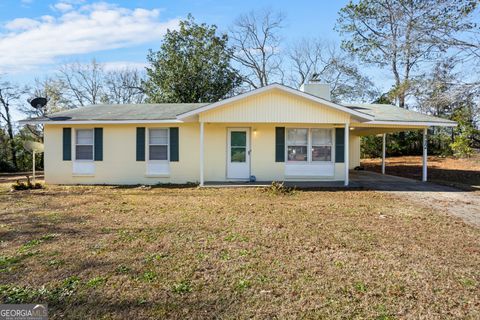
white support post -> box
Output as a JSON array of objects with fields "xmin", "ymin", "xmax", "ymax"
[
  {"xmin": 32, "ymin": 151, "xmax": 36, "ymax": 184},
  {"xmin": 381, "ymin": 133, "xmax": 386, "ymax": 175},
  {"xmin": 344, "ymin": 123, "xmax": 349, "ymax": 186},
  {"xmin": 422, "ymin": 128, "xmax": 428, "ymax": 182},
  {"xmin": 199, "ymin": 121, "xmax": 205, "ymax": 186}
]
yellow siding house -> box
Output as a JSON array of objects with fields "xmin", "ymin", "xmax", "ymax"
[{"xmin": 21, "ymin": 83, "xmax": 456, "ymax": 186}]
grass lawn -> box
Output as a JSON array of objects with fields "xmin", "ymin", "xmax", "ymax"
[{"xmin": 1, "ymin": 183, "xmax": 479, "ymax": 319}]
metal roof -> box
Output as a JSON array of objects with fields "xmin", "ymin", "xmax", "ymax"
[{"xmin": 346, "ymin": 103, "xmax": 456, "ymax": 124}]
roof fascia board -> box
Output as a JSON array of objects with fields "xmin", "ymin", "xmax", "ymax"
[
  {"xmin": 19, "ymin": 119, "xmax": 183, "ymax": 125},
  {"xmin": 177, "ymin": 83, "xmax": 374, "ymax": 121},
  {"xmin": 363, "ymin": 120, "xmax": 457, "ymax": 127}
]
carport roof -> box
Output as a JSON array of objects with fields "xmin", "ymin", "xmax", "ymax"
[{"xmin": 346, "ymin": 103, "xmax": 456, "ymax": 125}]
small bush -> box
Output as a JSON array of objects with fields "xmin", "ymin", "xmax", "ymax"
[
  {"xmin": 263, "ymin": 181, "xmax": 295, "ymax": 195},
  {"xmin": 11, "ymin": 176, "xmax": 43, "ymax": 191}
]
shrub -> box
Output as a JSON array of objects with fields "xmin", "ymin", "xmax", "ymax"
[
  {"xmin": 11, "ymin": 176, "xmax": 43, "ymax": 191},
  {"xmin": 264, "ymin": 181, "xmax": 295, "ymax": 195}
]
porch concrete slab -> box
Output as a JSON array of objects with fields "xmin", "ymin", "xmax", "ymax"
[
  {"xmin": 204, "ymin": 181, "xmax": 351, "ymax": 188},
  {"xmin": 349, "ymin": 170, "xmax": 460, "ymax": 192}
]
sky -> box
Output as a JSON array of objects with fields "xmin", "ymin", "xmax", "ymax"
[
  {"xmin": 1, "ymin": 0, "xmax": 388, "ymax": 120},
  {"xmin": 0, "ymin": 0, "xmax": 351, "ymax": 80}
]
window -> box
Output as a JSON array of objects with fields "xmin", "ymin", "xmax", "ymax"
[
  {"xmin": 230, "ymin": 131, "xmax": 247, "ymax": 162},
  {"xmin": 286, "ymin": 128, "xmax": 333, "ymax": 163},
  {"xmin": 149, "ymin": 128, "xmax": 168, "ymax": 160},
  {"xmin": 287, "ymin": 128, "xmax": 308, "ymax": 161},
  {"xmin": 311, "ymin": 129, "xmax": 332, "ymax": 161},
  {"xmin": 75, "ymin": 129, "xmax": 94, "ymax": 160}
]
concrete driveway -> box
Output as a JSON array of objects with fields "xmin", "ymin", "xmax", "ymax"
[{"xmin": 351, "ymin": 171, "xmax": 480, "ymax": 227}]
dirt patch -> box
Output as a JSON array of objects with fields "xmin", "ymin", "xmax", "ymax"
[{"xmin": 1, "ymin": 184, "xmax": 479, "ymax": 319}]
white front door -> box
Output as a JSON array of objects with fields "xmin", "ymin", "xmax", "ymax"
[{"xmin": 227, "ymin": 128, "xmax": 250, "ymax": 180}]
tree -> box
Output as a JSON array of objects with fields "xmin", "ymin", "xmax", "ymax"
[
  {"xmin": 451, "ymin": 106, "xmax": 479, "ymax": 157},
  {"xmin": 287, "ymin": 38, "xmax": 377, "ymax": 102},
  {"xmin": 0, "ymin": 78, "xmax": 27, "ymax": 170},
  {"xmin": 229, "ymin": 9, "xmax": 285, "ymax": 88},
  {"xmin": 104, "ymin": 68, "xmax": 145, "ymax": 104},
  {"xmin": 19, "ymin": 77, "xmax": 70, "ymax": 142},
  {"xmin": 144, "ymin": 15, "xmax": 241, "ymax": 103},
  {"xmin": 336, "ymin": 0, "xmax": 478, "ymax": 108},
  {"xmin": 59, "ymin": 59, "xmax": 105, "ymax": 107}
]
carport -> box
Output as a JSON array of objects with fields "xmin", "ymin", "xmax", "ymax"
[{"xmin": 347, "ymin": 103, "xmax": 457, "ymax": 182}]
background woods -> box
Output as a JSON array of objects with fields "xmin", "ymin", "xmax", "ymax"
[{"xmin": 1, "ymin": 0, "xmax": 480, "ymax": 172}]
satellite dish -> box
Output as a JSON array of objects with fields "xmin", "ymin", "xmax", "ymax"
[
  {"xmin": 24, "ymin": 141, "xmax": 44, "ymax": 153},
  {"xmin": 30, "ymin": 97, "xmax": 48, "ymax": 109}
]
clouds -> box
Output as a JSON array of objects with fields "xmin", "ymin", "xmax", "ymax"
[{"xmin": 0, "ymin": 2, "xmax": 179, "ymax": 73}]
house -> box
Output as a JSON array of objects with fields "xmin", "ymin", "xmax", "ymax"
[{"xmin": 20, "ymin": 83, "xmax": 456, "ymax": 186}]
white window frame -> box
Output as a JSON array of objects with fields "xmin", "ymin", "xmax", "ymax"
[
  {"xmin": 286, "ymin": 128, "xmax": 334, "ymax": 164},
  {"xmin": 147, "ymin": 128, "xmax": 170, "ymax": 162},
  {"xmin": 311, "ymin": 128, "xmax": 333, "ymax": 162},
  {"xmin": 286, "ymin": 128, "xmax": 309, "ymax": 162},
  {"xmin": 74, "ymin": 128, "xmax": 94, "ymax": 161}
]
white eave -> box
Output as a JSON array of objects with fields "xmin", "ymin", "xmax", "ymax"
[
  {"xmin": 176, "ymin": 83, "xmax": 375, "ymax": 122},
  {"xmin": 18, "ymin": 119, "xmax": 183, "ymax": 125},
  {"xmin": 362, "ymin": 120, "xmax": 457, "ymax": 127}
]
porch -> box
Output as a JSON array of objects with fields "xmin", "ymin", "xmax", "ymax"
[{"xmin": 204, "ymin": 170, "xmax": 465, "ymax": 192}]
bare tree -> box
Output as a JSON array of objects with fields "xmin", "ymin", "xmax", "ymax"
[
  {"xmin": 0, "ymin": 78, "xmax": 28, "ymax": 169},
  {"xmin": 229, "ymin": 9, "xmax": 285, "ymax": 88},
  {"xmin": 59, "ymin": 59, "xmax": 105, "ymax": 107},
  {"xmin": 20, "ymin": 77, "xmax": 70, "ymax": 141},
  {"xmin": 104, "ymin": 68, "xmax": 145, "ymax": 104},
  {"xmin": 336, "ymin": 0, "xmax": 478, "ymax": 108},
  {"xmin": 288, "ymin": 38, "xmax": 377, "ymax": 102}
]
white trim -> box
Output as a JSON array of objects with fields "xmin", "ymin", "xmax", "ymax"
[
  {"xmin": 381, "ymin": 133, "xmax": 386, "ymax": 175},
  {"xmin": 75, "ymin": 128, "xmax": 94, "ymax": 161},
  {"xmin": 146, "ymin": 128, "xmax": 170, "ymax": 176},
  {"xmin": 19, "ymin": 119, "xmax": 182, "ymax": 125},
  {"xmin": 199, "ymin": 122, "xmax": 205, "ymax": 186},
  {"xmin": 344, "ymin": 123, "xmax": 349, "ymax": 186},
  {"xmin": 364, "ymin": 121, "xmax": 456, "ymax": 127},
  {"xmin": 422, "ymin": 128, "xmax": 428, "ymax": 182},
  {"xmin": 177, "ymin": 83, "xmax": 374, "ymax": 121},
  {"xmin": 147, "ymin": 128, "xmax": 169, "ymax": 161},
  {"xmin": 226, "ymin": 127, "xmax": 251, "ymax": 180},
  {"xmin": 285, "ymin": 128, "xmax": 334, "ymax": 163}
]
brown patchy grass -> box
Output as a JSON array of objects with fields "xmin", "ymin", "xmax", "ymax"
[
  {"xmin": 362, "ymin": 155, "xmax": 480, "ymax": 191},
  {"xmin": 0, "ymin": 182, "xmax": 479, "ymax": 319}
]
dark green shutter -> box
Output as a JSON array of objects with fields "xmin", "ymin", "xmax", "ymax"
[
  {"xmin": 62, "ymin": 128, "xmax": 71, "ymax": 161},
  {"xmin": 94, "ymin": 128, "xmax": 103, "ymax": 161},
  {"xmin": 335, "ymin": 128, "xmax": 345, "ymax": 163},
  {"xmin": 275, "ymin": 127, "xmax": 285, "ymax": 162},
  {"xmin": 169, "ymin": 127, "xmax": 179, "ymax": 162},
  {"xmin": 136, "ymin": 127, "xmax": 145, "ymax": 161}
]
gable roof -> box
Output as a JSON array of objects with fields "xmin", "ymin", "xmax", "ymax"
[
  {"xmin": 19, "ymin": 103, "xmax": 207, "ymax": 124},
  {"xmin": 177, "ymin": 83, "xmax": 374, "ymax": 121},
  {"xmin": 346, "ymin": 103, "xmax": 456, "ymax": 126},
  {"xmin": 19, "ymin": 84, "xmax": 455, "ymax": 127}
]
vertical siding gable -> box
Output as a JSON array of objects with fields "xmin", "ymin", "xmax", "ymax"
[{"xmin": 199, "ymin": 89, "xmax": 351, "ymax": 123}]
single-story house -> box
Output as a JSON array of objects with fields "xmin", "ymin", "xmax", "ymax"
[{"xmin": 20, "ymin": 83, "xmax": 456, "ymax": 186}]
